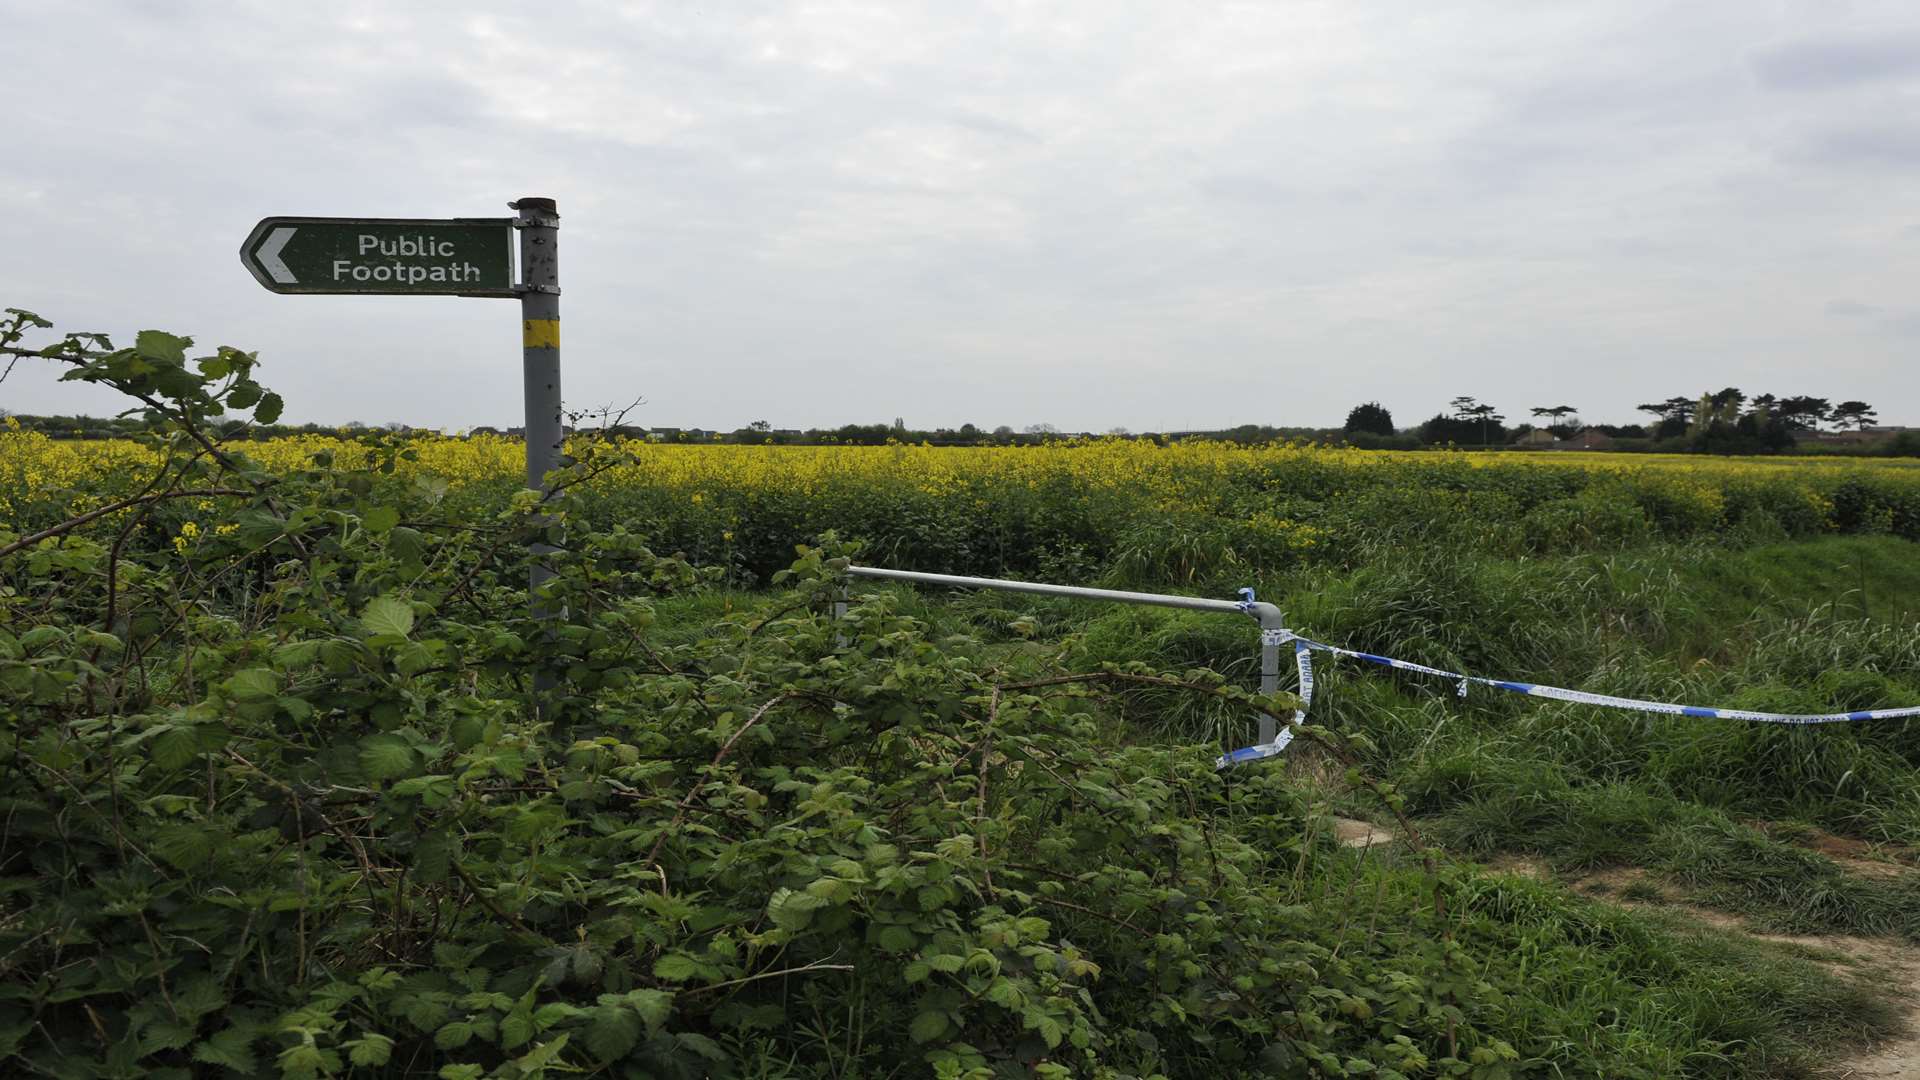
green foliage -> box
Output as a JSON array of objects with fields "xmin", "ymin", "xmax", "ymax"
[{"xmin": 3, "ymin": 312, "xmax": 1911, "ymax": 1079}]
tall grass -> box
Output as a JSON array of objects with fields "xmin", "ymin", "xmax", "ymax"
[{"xmin": 1052, "ymin": 535, "xmax": 1920, "ymax": 944}]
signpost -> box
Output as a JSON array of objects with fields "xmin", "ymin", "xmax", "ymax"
[
  {"xmin": 240, "ymin": 200, "xmax": 562, "ymax": 700},
  {"xmin": 239, "ymin": 217, "xmax": 516, "ymax": 296}
]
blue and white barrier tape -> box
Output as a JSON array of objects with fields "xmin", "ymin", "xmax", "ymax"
[
  {"xmin": 1217, "ymin": 627, "xmax": 1920, "ymax": 769},
  {"xmin": 1218, "ymin": 639, "xmax": 1313, "ymax": 766}
]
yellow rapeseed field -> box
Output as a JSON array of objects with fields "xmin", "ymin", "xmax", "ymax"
[
  {"xmin": 8, "ymin": 427, "xmax": 1913, "ymax": 501},
  {"xmin": 7, "ymin": 423, "xmax": 1919, "ymax": 580}
]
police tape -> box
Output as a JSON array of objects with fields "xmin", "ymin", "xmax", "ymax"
[{"xmin": 1216, "ymin": 628, "xmax": 1920, "ymax": 769}]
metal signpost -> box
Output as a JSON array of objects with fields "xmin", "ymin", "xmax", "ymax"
[{"xmin": 241, "ymin": 199, "xmax": 562, "ymax": 693}]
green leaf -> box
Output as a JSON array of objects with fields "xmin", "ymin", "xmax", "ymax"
[
  {"xmin": 414, "ymin": 829, "xmax": 451, "ymax": 883},
  {"xmin": 910, "ymin": 1010, "xmax": 949, "ymax": 1043},
  {"xmin": 433, "ymin": 1020, "xmax": 474, "ymax": 1050},
  {"xmin": 984, "ymin": 978, "xmax": 1023, "ymax": 1009},
  {"xmin": 626, "ymin": 989, "xmax": 673, "ymax": 1028},
  {"xmin": 192, "ymin": 1028, "xmax": 258, "ymax": 1073},
  {"xmin": 225, "ymin": 667, "xmax": 278, "ymax": 702},
  {"xmin": 359, "ymin": 735, "xmax": 419, "ymax": 781},
  {"xmin": 675, "ymin": 1033, "xmax": 728, "ymax": 1062},
  {"xmin": 585, "ymin": 1006, "xmax": 642, "ymax": 1061},
  {"xmin": 1022, "ymin": 1006, "xmax": 1064, "ymax": 1049},
  {"xmin": 152, "ymin": 823, "xmax": 217, "ymax": 870},
  {"xmin": 277, "ymin": 1041, "xmax": 338, "ymax": 1080},
  {"xmin": 877, "ymin": 925, "xmax": 917, "ymax": 953},
  {"xmin": 393, "ymin": 775, "xmax": 454, "ymax": 803},
  {"xmin": 364, "ymin": 506, "xmax": 400, "ymax": 534},
  {"xmin": 402, "ymin": 992, "xmax": 451, "ymax": 1030},
  {"xmin": 767, "ymin": 887, "xmax": 830, "ymax": 930},
  {"xmin": 135, "ymin": 329, "xmax": 188, "ymax": 364},
  {"xmin": 362, "ymin": 596, "xmax": 414, "ymax": 639},
  {"xmin": 449, "ymin": 713, "xmax": 487, "ymax": 751},
  {"xmin": 255, "ymin": 391, "xmax": 285, "ymax": 424},
  {"xmin": 388, "ymin": 525, "xmax": 428, "ymax": 564},
  {"xmin": 347, "ymin": 1034, "xmax": 393, "ymax": 1067},
  {"xmin": 394, "ymin": 640, "xmax": 437, "ymax": 676},
  {"xmin": 152, "ymin": 726, "xmax": 201, "ymax": 770},
  {"xmin": 138, "ymin": 1017, "xmax": 197, "ymax": 1053},
  {"xmin": 653, "ymin": 953, "xmax": 699, "ymax": 982},
  {"xmin": 501, "ymin": 1010, "xmax": 535, "ymax": 1050},
  {"xmin": 515, "ymin": 1033, "xmax": 570, "ymax": 1072}
]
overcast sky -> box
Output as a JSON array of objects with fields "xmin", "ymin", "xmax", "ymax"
[{"xmin": 3, "ymin": 1, "xmax": 1917, "ymax": 432}]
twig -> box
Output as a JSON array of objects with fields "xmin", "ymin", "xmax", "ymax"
[
  {"xmin": 681, "ymin": 955, "xmax": 854, "ymax": 997},
  {"xmin": 449, "ymin": 858, "xmax": 538, "ymax": 938},
  {"xmin": 0, "ymin": 344, "xmax": 257, "ymax": 481},
  {"xmin": 1026, "ymin": 894, "xmax": 1147, "ymax": 936},
  {"xmin": 642, "ymin": 690, "xmax": 801, "ymax": 871},
  {"xmin": 0, "ymin": 487, "xmax": 250, "ymax": 560},
  {"xmin": 977, "ymin": 686, "xmax": 998, "ymax": 900}
]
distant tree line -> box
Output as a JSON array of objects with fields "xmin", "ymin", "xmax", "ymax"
[
  {"xmin": 5, "ymin": 385, "xmax": 1893, "ymax": 459},
  {"xmin": 0, "ymin": 411, "xmax": 383, "ymax": 441},
  {"xmin": 1340, "ymin": 388, "xmax": 1891, "ymax": 455}
]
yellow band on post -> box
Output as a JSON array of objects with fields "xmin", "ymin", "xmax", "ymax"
[{"xmin": 522, "ymin": 319, "xmax": 560, "ymax": 349}]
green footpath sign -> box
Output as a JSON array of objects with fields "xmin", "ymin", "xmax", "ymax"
[{"xmin": 239, "ymin": 217, "xmax": 516, "ymax": 296}]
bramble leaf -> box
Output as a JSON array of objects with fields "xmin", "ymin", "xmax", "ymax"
[
  {"xmin": 362, "ymin": 595, "xmax": 414, "ymax": 639},
  {"xmin": 347, "ymin": 1034, "xmax": 393, "ymax": 1067},
  {"xmin": 585, "ymin": 1006, "xmax": 642, "ymax": 1061},
  {"xmin": 910, "ymin": 1010, "xmax": 949, "ymax": 1043},
  {"xmin": 359, "ymin": 735, "xmax": 418, "ymax": 781}
]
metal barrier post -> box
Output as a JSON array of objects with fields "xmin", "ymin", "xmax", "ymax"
[{"xmin": 1257, "ymin": 609, "xmax": 1283, "ymax": 744}]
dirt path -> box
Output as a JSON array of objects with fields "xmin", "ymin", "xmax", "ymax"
[
  {"xmin": 1333, "ymin": 823, "xmax": 1920, "ymax": 1077},
  {"xmin": 1662, "ymin": 901, "xmax": 1920, "ymax": 1077},
  {"xmin": 1329, "ymin": 816, "xmax": 1394, "ymax": 849},
  {"xmin": 1559, "ymin": 864, "xmax": 1920, "ymax": 1078}
]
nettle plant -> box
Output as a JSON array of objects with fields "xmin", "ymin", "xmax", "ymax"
[{"xmin": 0, "ymin": 313, "xmax": 1506, "ymax": 1079}]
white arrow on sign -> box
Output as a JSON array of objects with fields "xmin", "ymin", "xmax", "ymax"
[{"xmin": 258, "ymin": 227, "xmax": 298, "ymax": 285}]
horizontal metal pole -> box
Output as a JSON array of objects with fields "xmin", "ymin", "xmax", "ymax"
[{"xmin": 843, "ymin": 565, "xmax": 1283, "ymax": 624}]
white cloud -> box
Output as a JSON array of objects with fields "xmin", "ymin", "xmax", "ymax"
[{"xmin": 2, "ymin": 0, "xmax": 1917, "ymax": 430}]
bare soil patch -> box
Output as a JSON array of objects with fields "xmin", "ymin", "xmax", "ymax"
[
  {"xmin": 1329, "ymin": 816, "xmax": 1394, "ymax": 849},
  {"xmin": 1748, "ymin": 821, "xmax": 1919, "ymax": 881},
  {"xmin": 1518, "ymin": 859, "xmax": 1920, "ymax": 1078}
]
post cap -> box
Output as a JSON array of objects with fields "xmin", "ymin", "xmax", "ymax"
[{"xmin": 509, "ymin": 197, "xmax": 558, "ymax": 212}]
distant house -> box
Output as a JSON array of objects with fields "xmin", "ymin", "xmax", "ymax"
[
  {"xmin": 1515, "ymin": 429, "xmax": 1558, "ymax": 447},
  {"xmin": 1560, "ymin": 429, "xmax": 1614, "ymax": 450}
]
